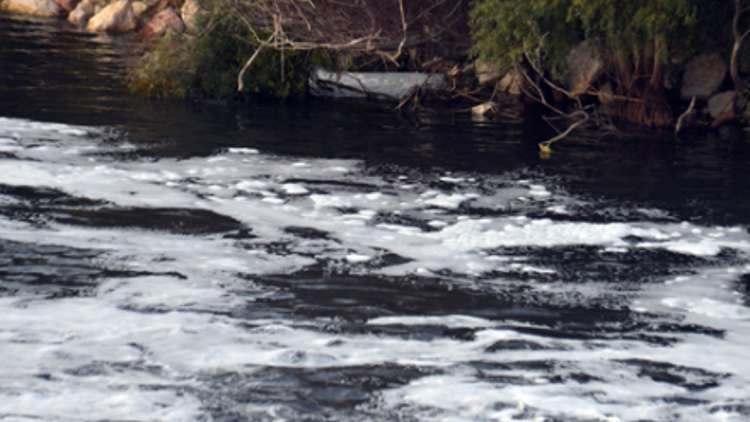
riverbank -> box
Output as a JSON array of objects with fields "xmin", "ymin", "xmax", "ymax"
[
  {"xmin": 0, "ymin": 0, "xmax": 196, "ymax": 34},
  {"xmin": 1, "ymin": 0, "xmax": 748, "ymax": 139}
]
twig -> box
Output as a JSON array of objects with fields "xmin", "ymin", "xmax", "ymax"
[
  {"xmin": 381, "ymin": 0, "xmax": 408, "ymax": 65},
  {"xmin": 539, "ymin": 110, "xmax": 589, "ymax": 152},
  {"xmin": 523, "ymin": 50, "xmax": 579, "ymax": 106}
]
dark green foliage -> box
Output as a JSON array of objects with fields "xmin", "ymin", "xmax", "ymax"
[
  {"xmin": 128, "ymin": 31, "xmax": 193, "ymax": 99},
  {"xmin": 469, "ymin": 0, "xmax": 579, "ymax": 77},
  {"xmin": 469, "ymin": 0, "xmax": 726, "ymax": 125},
  {"xmin": 470, "ymin": 0, "xmax": 697, "ymax": 78},
  {"xmin": 570, "ymin": 0, "xmax": 695, "ymax": 52},
  {"xmin": 189, "ymin": 12, "xmax": 311, "ymax": 100},
  {"xmin": 128, "ymin": 5, "xmax": 314, "ymax": 101}
]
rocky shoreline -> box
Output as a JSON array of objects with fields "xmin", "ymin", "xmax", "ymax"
[
  {"xmin": 477, "ymin": 50, "xmax": 739, "ymax": 130},
  {"xmin": 0, "ymin": 0, "xmax": 743, "ymax": 133},
  {"xmin": 1, "ymin": 0, "xmax": 198, "ymax": 37}
]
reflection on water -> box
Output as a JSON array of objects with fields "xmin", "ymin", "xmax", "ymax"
[
  {"xmin": 0, "ymin": 14, "xmax": 133, "ymax": 119},
  {"xmin": 3, "ymin": 12, "xmax": 750, "ymax": 225}
]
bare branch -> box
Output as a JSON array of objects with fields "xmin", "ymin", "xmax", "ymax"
[
  {"xmin": 523, "ymin": 50, "xmax": 578, "ymax": 104},
  {"xmin": 539, "ymin": 110, "xmax": 589, "ymax": 152},
  {"xmin": 379, "ymin": 0, "xmax": 408, "ymax": 65},
  {"xmin": 517, "ymin": 65, "xmax": 567, "ymax": 117},
  {"xmin": 227, "ymin": 0, "xmax": 469, "ymax": 92},
  {"xmin": 238, "ymin": 32, "xmax": 276, "ymax": 91},
  {"xmin": 227, "ymin": 0, "xmax": 467, "ymax": 68}
]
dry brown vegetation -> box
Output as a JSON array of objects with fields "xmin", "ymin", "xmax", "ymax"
[{"xmin": 227, "ymin": 0, "xmax": 471, "ymax": 89}]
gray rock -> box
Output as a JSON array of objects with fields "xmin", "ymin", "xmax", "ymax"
[
  {"xmin": 87, "ymin": 0, "xmax": 136, "ymax": 32},
  {"xmin": 708, "ymin": 91, "xmax": 735, "ymax": 119},
  {"xmin": 1, "ymin": 0, "xmax": 62, "ymax": 16},
  {"xmin": 497, "ymin": 67, "xmax": 523, "ymax": 95},
  {"xmin": 476, "ymin": 61, "xmax": 501, "ymax": 86},
  {"xmin": 681, "ymin": 53, "xmax": 728, "ymax": 100},
  {"xmin": 566, "ymin": 41, "xmax": 602, "ymax": 97}
]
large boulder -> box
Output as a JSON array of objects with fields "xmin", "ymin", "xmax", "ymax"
[
  {"xmin": 143, "ymin": 7, "xmax": 185, "ymax": 37},
  {"xmin": 1, "ymin": 0, "xmax": 62, "ymax": 16},
  {"xmin": 566, "ymin": 41, "xmax": 602, "ymax": 97},
  {"xmin": 708, "ymin": 91, "xmax": 735, "ymax": 119},
  {"xmin": 67, "ymin": 0, "xmax": 96, "ymax": 22},
  {"xmin": 681, "ymin": 53, "xmax": 728, "ymax": 100},
  {"xmin": 475, "ymin": 60, "xmax": 502, "ymax": 86},
  {"xmin": 87, "ymin": 0, "xmax": 136, "ymax": 32},
  {"xmin": 497, "ymin": 67, "xmax": 523, "ymax": 95}
]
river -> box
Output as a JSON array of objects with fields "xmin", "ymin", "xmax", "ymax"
[{"xmin": 2, "ymin": 12, "xmax": 750, "ymax": 422}]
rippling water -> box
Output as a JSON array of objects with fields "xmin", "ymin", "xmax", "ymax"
[{"xmin": 2, "ymin": 12, "xmax": 750, "ymax": 422}]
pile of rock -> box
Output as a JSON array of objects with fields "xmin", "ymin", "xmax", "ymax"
[
  {"xmin": 1, "ymin": 0, "xmax": 201, "ymax": 36},
  {"xmin": 680, "ymin": 53, "xmax": 735, "ymax": 123},
  {"xmin": 477, "ymin": 44, "xmax": 738, "ymax": 128}
]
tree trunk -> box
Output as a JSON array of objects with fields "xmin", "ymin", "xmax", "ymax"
[
  {"xmin": 731, "ymin": 0, "xmax": 747, "ymax": 92},
  {"xmin": 648, "ymin": 37, "xmax": 665, "ymax": 91}
]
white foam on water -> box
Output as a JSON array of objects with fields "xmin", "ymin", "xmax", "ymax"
[
  {"xmin": 227, "ymin": 147, "xmax": 259, "ymax": 154},
  {"xmin": 0, "ymin": 297, "xmax": 205, "ymax": 421},
  {"xmin": 439, "ymin": 176, "xmax": 465, "ymax": 183},
  {"xmin": 423, "ymin": 192, "xmax": 468, "ymax": 209},
  {"xmin": 527, "ymin": 184, "xmax": 552, "ymax": 197},
  {"xmin": 281, "ymin": 183, "xmax": 310, "ymax": 195},
  {"xmin": 1, "ymin": 117, "xmax": 750, "ymax": 421},
  {"xmin": 346, "ymin": 253, "xmax": 372, "ymax": 263},
  {"xmin": 368, "ymin": 315, "xmax": 496, "ymax": 329}
]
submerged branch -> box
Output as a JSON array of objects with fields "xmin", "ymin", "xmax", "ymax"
[{"xmin": 539, "ymin": 110, "xmax": 590, "ymax": 153}]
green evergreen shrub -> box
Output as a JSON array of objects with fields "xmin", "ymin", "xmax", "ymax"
[
  {"xmin": 128, "ymin": 3, "xmax": 317, "ymax": 101},
  {"xmin": 470, "ymin": 0, "xmax": 697, "ymax": 77},
  {"xmin": 469, "ymin": 0, "xmax": 703, "ymax": 124},
  {"xmin": 469, "ymin": 0, "xmax": 580, "ymax": 78},
  {"xmin": 128, "ymin": 30, "xmax": 193, "ymax": 99}
]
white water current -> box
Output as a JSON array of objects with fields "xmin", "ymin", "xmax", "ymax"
[{"xmin": 1, "ymin": 116, "xmax": 750, "ymax": 422}]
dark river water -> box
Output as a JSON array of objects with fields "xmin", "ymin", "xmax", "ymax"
[{"xmin": 2, "ymin": 12, "xmax": 750, "ymax": 422}]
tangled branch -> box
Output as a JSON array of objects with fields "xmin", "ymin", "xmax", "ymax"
[
  {"xmin": 228, "ymin": 0, "xmax": 470, "ymax": 91},
  {"xmin": 514, "ymin": 48, "xmax": 591, "ymax": 154}
]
